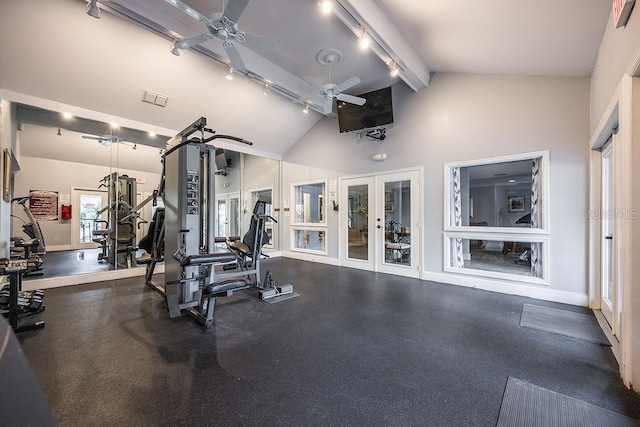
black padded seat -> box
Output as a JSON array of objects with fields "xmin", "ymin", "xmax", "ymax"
[
  {"xmin": 228, "ymin": 241, "xmax": 251, "ymax": 256},
  {"xmin": 204, "ymin": 279, "xmax": 250, "ymax": 295},
  {"xmin": 179, "ymin": 252, "xmax": 237, "ymax": 267}
]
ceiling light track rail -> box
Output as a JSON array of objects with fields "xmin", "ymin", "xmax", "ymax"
[{"xmin": 333, "ymin": 0, "xmax": 430, "ymax": 91}]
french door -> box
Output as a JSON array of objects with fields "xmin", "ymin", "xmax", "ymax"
[
  {"xmin": 601, "ymin": 141, "xmax": 617, "ymax": 331},
  {"xmin": 340, "ymin": 171, "xmax": 420, "ymax": 278}
]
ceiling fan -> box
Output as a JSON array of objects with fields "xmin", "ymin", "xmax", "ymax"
[
  {"xmin": 305, "ymin": 49, "xmax": 366, "ymax": 115},
  {"xmin": 82, "ymin": 134, "xmax": 134, "ymax": 148},
  {"xmin": 165, "ymin": 0, "xmax": 281, "ymax": 71}
]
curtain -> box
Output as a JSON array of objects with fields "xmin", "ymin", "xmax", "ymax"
[
  {"xmin": 530, "ymin": 158, "xmax": 541, "ymax": 277},
  {"xmin": 452, "ymin": 167, "xmax": 464, "ymax": 268}
]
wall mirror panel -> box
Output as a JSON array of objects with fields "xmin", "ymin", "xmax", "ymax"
[{"xmin": 10, "ymin": 103, "xmax": 280, "ymax": 283}]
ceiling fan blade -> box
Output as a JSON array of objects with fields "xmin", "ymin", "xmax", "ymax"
[
  {"xmin": 243, "ymin": 33, "xmax": 282, "ymax": 53},
  {"xmin": 223, "ymin": 0, "xmax": 250, "ymax": 23},
  {"xmin": 336, "ymin": 93, "xmax": 366, "ymax": 106},
  {"xmin": 224, "ymin": 43, "xmax": 246, "ymax": 70},
  {"xmin": 303, "ymin": 77, "xmax": 326, "ymax": 92},
  {"xmin": 82, "ymin": 135, "xmax": 101, "ymax": 141},
  {"xmin": 336, "ymin": 76, "xmax": 361, "ymax": 93},
  {"xmin": 176, "ymin": 34, "xmax": 213, "ymax": 50},
  {"xmin": 163, "ymin": 0, "xmax": 214, "ymax": 27}
]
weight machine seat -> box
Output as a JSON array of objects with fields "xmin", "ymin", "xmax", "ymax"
[
  {"xmin": 179, "ymin": 252, "xmax": 237, "ymax": 267},
  {"xmin": 228, "ymin": 241, "xmax": 251, "ymax": 257},
  {"xmin": 204, "ymin": 279, "xmax": 251, "ymax": 296}
]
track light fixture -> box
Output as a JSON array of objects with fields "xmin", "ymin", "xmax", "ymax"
[
  {"xmin": 319, "ymin": 0, "xmax": 332, "ymax": 15},
  {"xmin": 263, "ymin": 81, "xmax": 271, "ymax": 96},
  {"xmin": 226, "ymin": 66, "xmax": 234, "ymax": 80},
  {"xmin": 389, "ymin": 61, "xmax": 400, "ymax": 77},
  {"xmin": 62, "ymin": 112, "xmax": 73, "ymax": 119},
  {"xmin": 57, "ymin": 128, "xmax": 62, "ymax": 136},
  {"xmin": 359, "ymin": 29, "xmax": 370, "ymax": 50},
  {"xmin": 86, "ymin": 0, "xmax": 101, "ymax": 19},
  {"xmin": 302, "ymin": 102, "xmax": 310, "ymax": 114}
]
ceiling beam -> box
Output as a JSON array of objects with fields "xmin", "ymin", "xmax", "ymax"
[{"xmin": 334, "ymin": 0, "xmax": 430, "ymax": 91}]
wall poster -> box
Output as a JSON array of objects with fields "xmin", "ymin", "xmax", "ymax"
[{"xmin": 29, "ymin": 190, "xmax": 59, "ymax": 220}]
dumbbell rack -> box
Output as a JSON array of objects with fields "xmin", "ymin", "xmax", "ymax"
[{"xmin": 0, "ymin": 259, "xmax": 45, "ymax": 333}]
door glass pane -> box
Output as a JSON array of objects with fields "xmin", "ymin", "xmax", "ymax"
[
  {"xmin": 79, "ymin": 194, "xmax": 103, "ymax": 243},
  {"xmin": 229, "ymin": 196, "xmax": 240, "ymax": 237},
  {"xmin": 216, "ymin": 199, "xmax": 226, "ymax": 236},
  {"xmin": 347, "ymin": 184, "xmax": 369, "ymax": 260},
  {"xmin": 384, "ymin": 180, "xmax": 411, "ymax": 265},
  {"xmin": 603, "ymin": 151, "xmax": 613, "ymax": 306}
]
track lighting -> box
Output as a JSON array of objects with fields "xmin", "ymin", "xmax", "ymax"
[
  {"xmin": 226, "ymin": 66, "xmax": 234, "ymax": 80},
  {"xmin": 303, "ymin": 102, "xmax": 310, "ymax": 114},
  {"xmin": 148, "ymin": 131, "xmax": 156, "ymax": 137},
  {"xmin": 110, "ymin": 122, "xmax": 119, "ymax": 129},
  {"xmin": 62, "ymin": 112, "xmax": 73, "ymax": 119},
  {"xmin": 263, "ymin": 81, "xmax": 271, "ymax": 96},
  {"xmin": 86, "ymin": 0, "xmax": 101, "ymax": 19},
  {"xmin": 170, "ymin": 42, "xmax": 181, "ymax": 56},
  {"xmin": 319, "ymin": 0, "xmax": 332, "ymax": 14},
  {"xmin": 389, "ymin": 61, "xmax": 400, "ymax": 77},
  {"xmin": 359, "ymin": 29, "xmax": 370, "ymax": 50},
  {"xmin": 57, "ymin": 128, "xmax": 62, "ymax": 136},
  {"xmin": 17, "ymin": 123, "xmax": 24, "ymax": 131}
]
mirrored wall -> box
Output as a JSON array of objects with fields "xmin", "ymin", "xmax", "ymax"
[{"xmin": 11, "ymin": 104, "xmax": 280, "ymax": 281}]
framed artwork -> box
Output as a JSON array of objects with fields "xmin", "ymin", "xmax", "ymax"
[
  {"xmin": 385, "ymin": 201, "xmax": 394, "ymax": 213},
  {"xmin": 508, "ymin": 196, "xmax": 525, "ymax": 212}
]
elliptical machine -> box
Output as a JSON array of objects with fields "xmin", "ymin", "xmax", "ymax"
[{"xmin": 10, "ymin": 194, "xmax": 46, "ymax": 276}]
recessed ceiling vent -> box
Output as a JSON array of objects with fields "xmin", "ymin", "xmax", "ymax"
[{"xmin": 142, "ymin": 90, "xmax": 168, "ymax": 107}]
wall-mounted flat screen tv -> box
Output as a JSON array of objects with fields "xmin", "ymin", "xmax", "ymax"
[{"xmin": 337, "ymin": 86, "xmax": 393, "ymax": 133}]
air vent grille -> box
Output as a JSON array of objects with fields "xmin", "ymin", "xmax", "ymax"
[{"xmin": 142, "ymin": 90, "xmax": 168, "ymax": 107}]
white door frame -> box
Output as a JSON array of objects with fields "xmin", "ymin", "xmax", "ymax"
[
  {"xmin": 588, "ymin": 76, "xmax": 634, "ymax": 387},
  {"xmin": 70, "ymin": 187, "xmax": 108, "ymax": 250}
]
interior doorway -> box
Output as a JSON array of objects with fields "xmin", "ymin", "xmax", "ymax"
[
  {"xmin": 71, "ymin": 188, "xmax": 108, "ymax": 249},
  {"xmin": 340, "ymin": 170, "xmax": 421, "ymax": 278}
]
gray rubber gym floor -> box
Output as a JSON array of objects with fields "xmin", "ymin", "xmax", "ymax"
[{"xmin": 17, "ymin": 258, "xmax": 640, "ymax": 426}]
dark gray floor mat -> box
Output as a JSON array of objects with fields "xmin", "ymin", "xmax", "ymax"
[
  {"xmin": 497, "ymin": 377, "xmax": 639, "ymax": 426},
  {"xmin": 520, "ymin": 303, "xmax": 610, "ymax": 345}
]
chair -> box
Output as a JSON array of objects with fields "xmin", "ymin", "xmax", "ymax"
[{"xmin": 385, "ymin": 221, "xmax": 410, "ymax": 263}]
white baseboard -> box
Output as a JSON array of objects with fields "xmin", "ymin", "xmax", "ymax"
[
  {"xmin": 282, "ymin": 251, "xmax": 342, "ymax": 266},
  {"xmin": 421, "ymin": 270, "xmax": 588, "ymax": 306},
  {"xmin": 22, "ymin": 264, "xmax": 165, "ymax": 291}
]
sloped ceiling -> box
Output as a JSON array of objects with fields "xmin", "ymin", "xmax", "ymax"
[
  {"xmin": 0, "ymin": 0, "xmax": 612, "ymax": 159},
  {"xmin": 0, "ymin": 0, "xmax": 323, "ymax": 158}
]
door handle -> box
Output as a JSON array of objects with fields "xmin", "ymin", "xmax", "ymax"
[
  {"xmin": 605, "ymin": 236, "xmax": 613, "ymax": 240},
  {"xmin": 377, "ymin": 225, "xmax": 382, "ymax": 229}
]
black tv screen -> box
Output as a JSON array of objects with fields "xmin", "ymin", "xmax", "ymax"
[{"xmin": 338, "ymin": 86, "xmax": 393, "ymax": 133}]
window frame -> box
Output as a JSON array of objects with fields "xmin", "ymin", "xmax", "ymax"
[
  {"xmin": 443, "ymin": 232, "xmax": 550, "ymax": 285},
  {"xmin": 290, "ymin": 179, "xmax": 327, "ymax": 227},
  {"xmin": 443, "ymin": 151, "xmax": 550, "ymax": 235}
]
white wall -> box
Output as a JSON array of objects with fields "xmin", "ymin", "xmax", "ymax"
[
  {"xmin": 283, "ymin": 73, "xmax": 590, "ymax": 297},
  {"xmin": 591, "ymin": 9, "xmax": 640, "ymax": 132}
]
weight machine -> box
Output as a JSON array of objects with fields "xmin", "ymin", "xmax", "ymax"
[
  {"xmin": 142, "ymin": 117, "xmax": 294, "ymax": 327},
  {"xmin": 10, "ymin": 194, "xmax": 46, "ymax": 276},
  {"xmin": 92, "ymin": 172, "xmax": 141, "ymax": 268}
]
